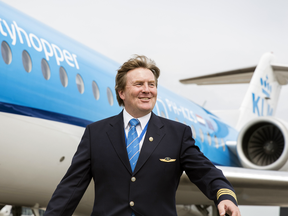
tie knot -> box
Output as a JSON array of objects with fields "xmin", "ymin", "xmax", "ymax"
[{"xmin": 129, "ymin": 118, "xmax": 140, "ymax": 127}]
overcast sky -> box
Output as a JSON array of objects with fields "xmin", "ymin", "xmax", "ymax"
[{"xmin": 2, "ymin": 0, "xmax": 286, "ymax": 214}]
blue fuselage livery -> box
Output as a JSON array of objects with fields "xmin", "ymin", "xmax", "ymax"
[{"xmin": 0, "ymin": 2, "xmax": 240, "ymax": 167}]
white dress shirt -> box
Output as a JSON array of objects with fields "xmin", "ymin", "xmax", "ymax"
[{"xmin": 123, "ymin": 108, "xmax": 151, "ymax": 151}]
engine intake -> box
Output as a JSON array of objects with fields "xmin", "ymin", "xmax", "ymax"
[{"xmin": 237, "ymin": 117, "xmax": 288, "ymax": 170}]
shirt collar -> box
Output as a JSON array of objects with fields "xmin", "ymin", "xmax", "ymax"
[{"xmin": 123, "ymin": 108, "xmax": 151, "ymax": 130}]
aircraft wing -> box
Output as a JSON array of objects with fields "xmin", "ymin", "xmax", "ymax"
[
  {"xmin": 272, "ymin": 63, "xmax": 288, "ymax": 85},
  {"xmin": 179, "ymin": 66, "xmax": 256, "ymax": 85},
  {"xmin": 179, "ymin": 63, "xmax": 288, "ymax": 86},
  {"xmin": 176, "ymin": 166, "xmax": 288, "ymax": 206}
]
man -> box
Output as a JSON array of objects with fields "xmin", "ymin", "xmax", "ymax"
[{"xmin": 44, "ymin": 55, "xmax": 241, "ymax": 216}]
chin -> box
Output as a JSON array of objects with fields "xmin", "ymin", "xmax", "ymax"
[
  {"xmin": 138, "ymin": 107, "xmax": 153, "ymax": 115},
  {"xmin": 139, "ymin": 105, "xmax": 152, "ymax": 110}
]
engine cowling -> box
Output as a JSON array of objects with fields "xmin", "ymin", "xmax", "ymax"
[{"xmin": 237, "ymin": 117, "xmax": 288, "ymax": 170}]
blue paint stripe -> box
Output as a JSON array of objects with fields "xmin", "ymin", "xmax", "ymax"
[{"xmin": 0, "ymin": 102, "xmax": 92, "ymax": 127}]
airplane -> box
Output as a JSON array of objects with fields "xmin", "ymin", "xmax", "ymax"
[{"xmin": 1, "ymin": 1, "xmax": 288, "ymax": 216}]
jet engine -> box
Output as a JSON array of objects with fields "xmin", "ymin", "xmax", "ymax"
[{"xmin": 237, "ymin": 117, "xmax": 288, "ymax": 170}]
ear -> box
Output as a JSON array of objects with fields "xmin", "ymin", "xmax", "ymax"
[{"xmin": 118, "ymin": 90, "xmax": 125, "ymax": 100}]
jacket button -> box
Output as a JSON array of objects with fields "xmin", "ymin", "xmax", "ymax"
[
  {"xmin": 130, "ymin": 201, "xmax": 134, "ymax": 206},
  {"xmin": 131, "ymin": 177, "xmax": 136, "ymax": 182}
]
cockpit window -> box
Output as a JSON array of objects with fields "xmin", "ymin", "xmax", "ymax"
[
  {"xmin": 22, "ymin": 50, "xmax": 32, "ymax": 73},
  {"xmin": 1, "ymin": 41, "xmax": 12, "ymax": 65}
]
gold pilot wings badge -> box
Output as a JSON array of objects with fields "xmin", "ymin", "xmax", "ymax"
[{"xmin": 159, "ymin": 157, "xmax": 176, "ymax": 162}]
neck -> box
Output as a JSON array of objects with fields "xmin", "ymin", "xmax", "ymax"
[{"xmin": 124, "ymin": 108, "xmax": 151, "ymax": 118}]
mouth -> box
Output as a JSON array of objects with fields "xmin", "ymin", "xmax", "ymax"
[{"xmin": 139, "ymin": 97, "xmax": 151, "ymax": 101}]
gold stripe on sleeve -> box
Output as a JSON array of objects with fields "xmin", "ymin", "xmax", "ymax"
[{"xmin": 217, "ymin": 188, "xmax": 238, "ymax": 203}]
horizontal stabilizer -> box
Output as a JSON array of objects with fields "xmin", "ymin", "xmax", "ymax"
[
  {"xmin": 179, "ymin": 66, "xmax": 257, "ymax": 85},
  {"xmin": 272, "ymin": 63, "xmax": 288, "ymax": 85}
]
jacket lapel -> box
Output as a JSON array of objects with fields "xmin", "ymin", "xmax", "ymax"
[
  {"xmin": 134, "ymin": 112, "xmax": 165, "ymax": 174},
  {"xmin": 106, "ymin": 111, "xmax": 132, "ymax": 174}
]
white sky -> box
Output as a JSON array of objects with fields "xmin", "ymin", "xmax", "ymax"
[{"xmin": 1, "ymin": 0, "xmax": 287, "ymax": 214}]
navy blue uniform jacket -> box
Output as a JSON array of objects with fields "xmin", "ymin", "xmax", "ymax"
[{"xmin": 44, "ymin": 111, "xmax": 237, "ymax": 216}]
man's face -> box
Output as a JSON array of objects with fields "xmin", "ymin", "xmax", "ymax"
[{"xmin": 118, "ymin": 67, "xmax": 157, "ymax": 118}]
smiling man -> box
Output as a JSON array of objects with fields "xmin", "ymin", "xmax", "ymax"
[
  {"xmin": 44, "ymin": 55, "xmax": 241, "ymax": 216},
  {"xmin": 118, "ymin": 67, "xmax": 157, "ymax": 118}
]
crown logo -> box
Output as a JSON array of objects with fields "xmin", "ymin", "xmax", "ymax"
[{"xmin": 260, "ymin": 75, "xmax": 272, "ymax": 98}]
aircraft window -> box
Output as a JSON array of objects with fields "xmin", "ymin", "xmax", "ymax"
[
  {"xmin": 190, "ymin": 125, "xmax": 196, "ymax": 139},
  {"xmin": 221, "ymin": 139, "xmax": 226, "ymax": 151},
  {"xmin": 1, "ymin": 41, "xmax": 12, "ymax": 65},
  {"xmin": 59, "ymin": 66, "xmax": 68, "ymax": 87},
  {"xmin": 22, "ymin": 50, "xmax": 32, "ymax": 73},
  {"xmin": 207, "ymin": 133, "xmax": 211, "ymax": 145},
  {"xmin": 160, "ymin": 111, "xmax": 166, "ymax": 118},
  {"xmin": 199, "ymin": 129, "xmax": 204, "ymax": 143},
  {"xmin": 214, "ymin": 135, "xmax": 219, "ymax": 148},
  {"xmin": 92, "ymin": 81, "xmax": 100, "ymax": 100},
  {"xmin": 41, "ymin": 58, "xmax": 50, "ymax": 80},
  {"xmin": 107, "ymin": 87, "xmax": 113, "ymax": 106},
  {"xmin": 76, "ymin": 74, "xmax": 84, "ymax": 94}
]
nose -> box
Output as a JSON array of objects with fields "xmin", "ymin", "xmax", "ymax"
[{"xmin": 142, "ymin": 83, "xmax": 150, "ymax": 92}]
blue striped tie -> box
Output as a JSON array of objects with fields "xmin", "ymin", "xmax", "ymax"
[{"xmin": 127, "ymin": 118, "xmax": 140, "ymax": 172}]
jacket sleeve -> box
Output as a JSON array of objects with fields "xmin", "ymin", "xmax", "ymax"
[
  {"xmin": 180, "ymin": 125, "xmax": 238, "ymax": 206},
  {"xmin": 44, "ymin": 125, "xmax": 92, "ymax": 216}
]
